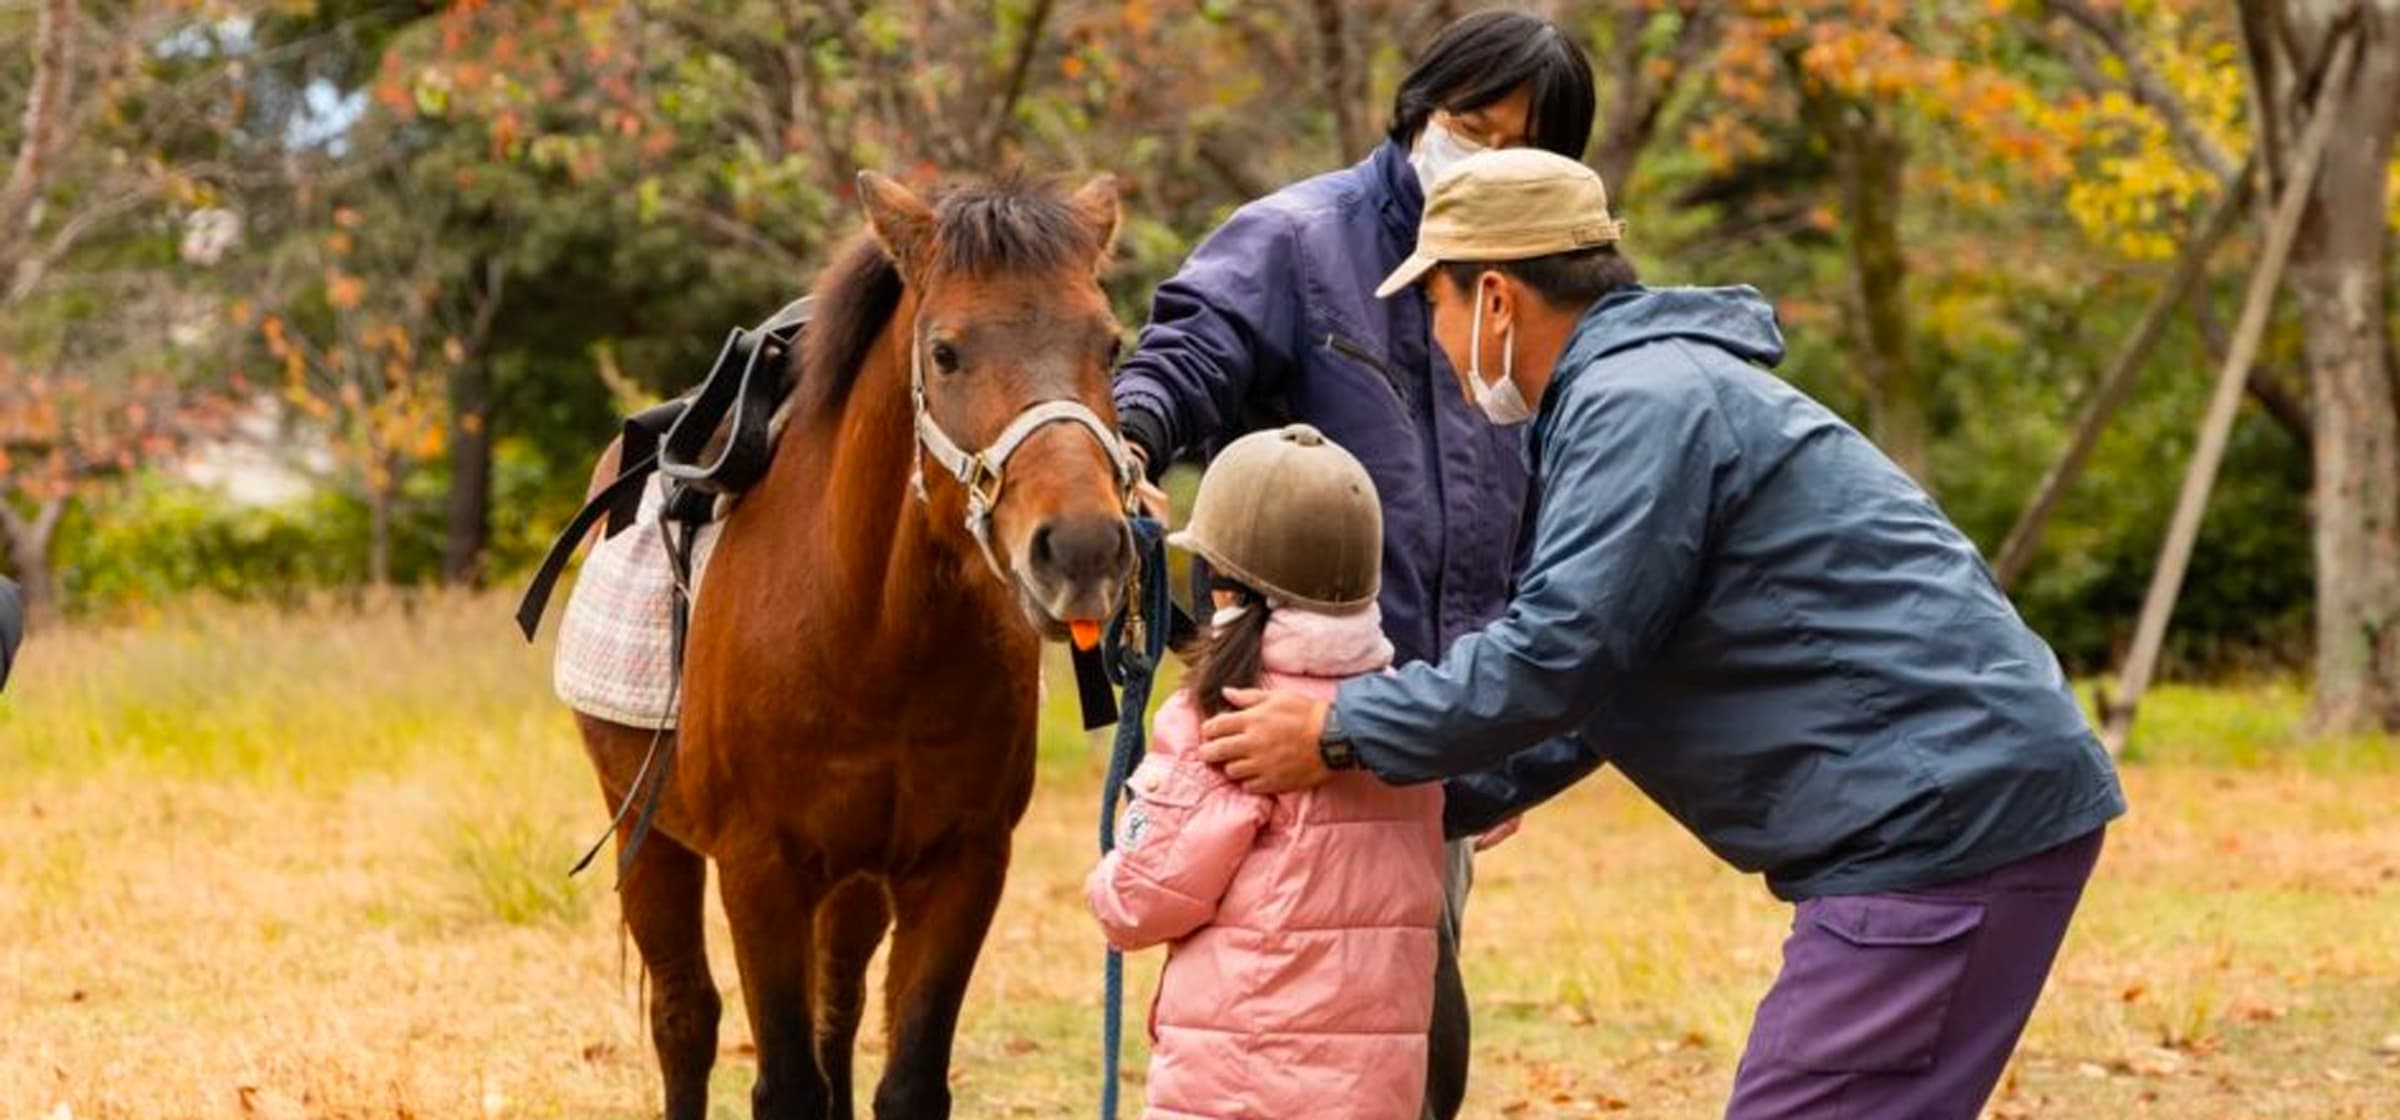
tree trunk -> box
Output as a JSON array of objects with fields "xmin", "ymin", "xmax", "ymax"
[
  {"xmin": 441, "ymin": 257, "xmax": 505, "ymax": 587},
  {"xmin": 0, "ymin": 495, "xmax": 66, "ymax": 625},
  {"xmin": 1808, "ymin": 93, "xmax": 1928, "ymax": 489},
  {"xmin": 442, "ymin": 357, "xmax": 493, "ymax": 586},
  {"xmin": 1310, "ymin": 0, "xmax": 1368, "ymax": 160},
  {"xmin": 0, "ymin": 0, "xmax": 74, "ymax": 294},
  {"xmin": 2284, "ymin": 2, "xmax": 2400, "ymax": 732},
  {"xmin": 367, "ymin": 484, "xmax": 393, "ymax": 590}
]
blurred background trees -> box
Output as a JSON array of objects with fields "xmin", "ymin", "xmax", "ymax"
[{"xmin": 2, "ymin": 0, "xmax": 2396, "ymax": 731}]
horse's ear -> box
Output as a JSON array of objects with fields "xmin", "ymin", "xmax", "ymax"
[
  {"xmin": 857, "ymin": 171, "xmax": 934, "ymax": 277},
  {"xmin": 1069, "ymin": 174, "xmax": 1120, "ymax": 266}
]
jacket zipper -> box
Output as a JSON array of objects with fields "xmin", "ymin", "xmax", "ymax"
[{"xmin": 1323, "ymin": 333, "xmax": 1411, "ymax": 410}]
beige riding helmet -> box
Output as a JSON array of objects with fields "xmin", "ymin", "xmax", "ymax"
[{"xmin": 1168, "ymin": 424, "xmax": 1382, "ymax": 612}]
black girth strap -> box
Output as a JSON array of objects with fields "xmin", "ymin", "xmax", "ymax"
[{"xmin": 515, "ymin": 297, "xmax": 814, "ymax": 641}]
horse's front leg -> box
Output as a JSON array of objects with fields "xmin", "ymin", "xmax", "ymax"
[
  {"xmin": 721, "ymin": 853, "xmax": 833, "ymax": 1120},
  {"xmin": 871, "ymin": 836, "xmax": 1011, "ymax": 1120}
]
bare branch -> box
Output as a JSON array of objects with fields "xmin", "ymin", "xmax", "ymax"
[
  {"xmin": 459, "ymin": 257, "xmax": 507, "ymax": 365},
  {"xmin": 1196, "ymin": 130, "xmax": 1275, "ymax": 201},
  {"xmin": 660, "ymin": 198, "xmax": 810, "ymax": 274},
  {"xmin": 0, "ymin": 0, "xmax": 76, "ymax": 286},
  {"xmin": 4, "ymin": 179, "xmax": 158, "ymax": 308},
  {"xmin": 2189, "ymin": 276, "xmax": 2311, "ymax": 449},
  {"xmin": 1994, "ymin": 158, "xmax": 2257, "ymax": 588},
  {"xmin": 980, "ymin": 0, "xmax": 1058, "ymax": 163},
  {"xmin": 1593, "ymin": 3, "xmax": 1717, "ymax": 197}
]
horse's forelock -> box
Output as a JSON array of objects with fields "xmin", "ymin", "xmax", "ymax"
[{"xmin": 927, "ymin": 176, "xmax": 1101, "ymax": 279}]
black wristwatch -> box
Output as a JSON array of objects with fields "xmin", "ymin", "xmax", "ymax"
[{"xmin": 1317, "ymin": 703, "xmax": 1360, "ymax": 771}]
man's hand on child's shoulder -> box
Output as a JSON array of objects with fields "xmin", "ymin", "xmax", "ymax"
[{"xmin": 1199, "ymin": 688, "xmax": 1333, "ymax": 795}]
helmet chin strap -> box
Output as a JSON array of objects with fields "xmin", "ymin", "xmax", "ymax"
[{"xmin": 906, "ymin": 316, "xmax": 1139, "ymax": 585}]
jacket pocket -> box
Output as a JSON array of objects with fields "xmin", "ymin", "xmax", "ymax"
[
  {"xmin": 1322, "ymin": 333, "xmax": 1411, "ymax": 411},
  {"xmin": 1760, "ymin": 894, "xmax": 1987, "ymax": 1074},
  {"xmin": 1114, "ymin": 758, "xmax": 1210, "ymax": 857}
]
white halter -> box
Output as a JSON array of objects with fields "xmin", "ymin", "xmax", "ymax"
[{"xmin": 907, "ymin": 322, "xmax": 1138, "ymax": 582}]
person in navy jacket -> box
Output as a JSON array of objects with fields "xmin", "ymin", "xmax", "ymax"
[{"xmin": 1108, "ymin": 12, "xmax": 1596, "ymax": 1117}]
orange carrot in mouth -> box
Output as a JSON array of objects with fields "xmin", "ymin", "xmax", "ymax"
[{"xmin": 1070, "ymin": 619, "xmax": 1103, "ymax": 650}]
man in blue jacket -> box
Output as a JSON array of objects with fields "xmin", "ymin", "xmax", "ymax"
[
  {"xmin": 1112, "ymin": 12, "xmax": 1595, "ymax": 1117},
  {"xmin": 1200, "ymin": 150, "xmax": 2126, "ymax": 1119}
]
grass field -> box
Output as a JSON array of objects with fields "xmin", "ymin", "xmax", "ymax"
[{"xmin": 3, "ymin": 594, "xmax": 2397, "ymax": 1118}]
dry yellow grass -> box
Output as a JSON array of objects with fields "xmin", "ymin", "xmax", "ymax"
[{"xmin": 3, "ymin": 595, "xmax": 2397, "ymax": 1118}]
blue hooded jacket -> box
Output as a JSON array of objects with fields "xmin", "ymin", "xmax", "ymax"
[
  {"xmin": 1112, "ymin": 141, "xmax": 1530, "ymax": 665},
  {"xmin": 1338, "ymin": 285, "xmax": 2127, "ymax": 900}
]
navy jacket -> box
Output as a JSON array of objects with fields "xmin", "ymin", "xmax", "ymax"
[
  {"xmin": 1338, "ymin": 286, "xmax": 2127, "ymax": 900},
  {"xmin": 1112, "ymin": 141, "xmax": 1529, "ymax": 665}
]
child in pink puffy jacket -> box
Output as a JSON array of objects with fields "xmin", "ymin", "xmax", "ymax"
[{"xmin": 1086, "ymin": 425, "xmax": 1447, "ymax": 1120}]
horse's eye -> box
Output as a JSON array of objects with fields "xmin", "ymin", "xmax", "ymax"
[
  {"xmin": 930, "ymin": 341, "xmax": 961, "ymax": 374},
  {"xmin": 1105, "ymin": 335, "xmax": 1124, "ymax": 368}
]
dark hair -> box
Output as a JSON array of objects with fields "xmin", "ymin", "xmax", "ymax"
[
  {"xmin": 1183, "ymin": 583, "xmax": 1272, "ymax": 718},
  {"xmin": 1438, "ymin": 245, "xmax": 1638, "ymax": 309},
  {"xmin": 1388, "ymin": 10, "xmax": 1596, "ymax": 159}
]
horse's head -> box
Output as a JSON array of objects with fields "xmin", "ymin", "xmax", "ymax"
[{"xmin": 857, "ymin": 170, "xmax": 1134, "ymax": 637}]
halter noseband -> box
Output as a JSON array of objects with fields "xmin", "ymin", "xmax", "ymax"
[{"xmin": 907, "ymin": 321, "xmax": 1138, "ymax": 582}]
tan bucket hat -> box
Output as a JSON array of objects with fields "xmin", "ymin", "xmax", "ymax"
[
  {"xmin": 1375, "ymin": 148, "xmax": 1626, "ymax": 298},
  {"xmin": 1168, "ymin": 424, "xmax": 1382, "ymax": 611}
]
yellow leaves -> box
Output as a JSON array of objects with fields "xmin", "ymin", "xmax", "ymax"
[
  {"xmin": 2064, "ymin": 144, "xmax": 2213, "ymax": 260},
  {"xmin": 2042, "ymin": 14, "xmax": 2240, "ymax": 260},
  {"xmin": 1690, "ymin": 117, "xmax": 1769, "ymax": 172}
]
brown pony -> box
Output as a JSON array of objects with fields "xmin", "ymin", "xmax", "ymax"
[{"xmin": 574, "ymin": 171, "xmax": 1134, "ymax": 1119}]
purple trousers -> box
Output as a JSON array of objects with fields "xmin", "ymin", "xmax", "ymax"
[{"xmin": 1726, "ymin": 829, "xmax": 2105, "ymax": 1120}]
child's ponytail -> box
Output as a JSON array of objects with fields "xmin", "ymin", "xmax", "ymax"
[{"xmin": 1186, "ymin": 583, "xmax": 1273, "ymax": 718}]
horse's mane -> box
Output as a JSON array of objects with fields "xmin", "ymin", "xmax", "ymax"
[{"xmin": 793, "ymin": 175, "xmax": 1102, "ymax": 421}]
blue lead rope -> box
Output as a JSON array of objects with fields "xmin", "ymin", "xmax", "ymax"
[{"xmin": 1098, "ymin": 514, "xmax": 1173, "ymax": 1120}]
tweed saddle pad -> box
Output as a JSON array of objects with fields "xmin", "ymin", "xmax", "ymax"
[{"xmin": 553, "ymin": 478, "xmax": 723, "ymax": 730}]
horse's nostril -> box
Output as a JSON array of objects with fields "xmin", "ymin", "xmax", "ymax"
[
  {"xmin": 1033, "ymin": 516, "xmax": 1131, "ymax": 584},
  {"xmin": 1029, "ymin": 524, "xmax": 1058, "ymax": 571}
]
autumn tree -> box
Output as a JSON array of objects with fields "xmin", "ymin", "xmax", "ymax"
[
  {"xmin": 255, "ymin": 187, "xmax": 503, "ymax": 589},
  {"xmin": 2238, "ymin": 0, "xmax": 2400, "ymax": 731},
  {"xmin": 1, "ymin": 0, "xmax": 256, "ymax": 616},
  {"xmin": 2034, "ymin": 0, "xmax": 2400, "ymax": 730},
  {"xmin": 1689, "ymin": 1, "xmax": 2071, "ymax": 492}
]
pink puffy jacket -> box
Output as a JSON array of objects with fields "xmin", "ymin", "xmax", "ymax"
[{"xmin": 1085, "ymin": 605, "xmax": 1447, "ymax": 1120}]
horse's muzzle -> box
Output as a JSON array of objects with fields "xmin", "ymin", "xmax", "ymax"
[{"xmin": 1019, "ymin": 513, "xmax": 1134, "ymax": 627}]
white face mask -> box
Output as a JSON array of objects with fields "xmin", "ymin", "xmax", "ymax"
[
  {"xmin": 1467, "ymin": 283, "xmax": 1531, "ymax": 426},
  {"xmin": 1410, "ymin": 119, "xmax": 1487, "ymax": 191}
]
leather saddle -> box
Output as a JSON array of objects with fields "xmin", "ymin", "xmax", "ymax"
[{"xmin": 515, "ymin": 297, "xmax": 813, "ymax": 641}]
